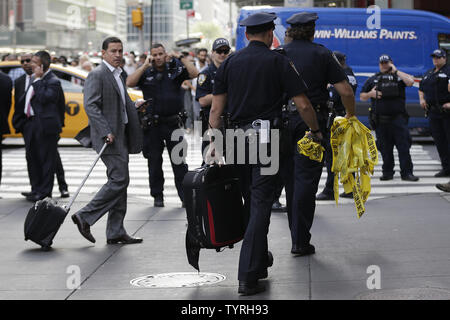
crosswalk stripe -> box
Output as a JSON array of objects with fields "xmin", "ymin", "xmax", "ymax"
[{"xmin": 0, "ymin": 137, "xmax": 445, "ymax": 205}]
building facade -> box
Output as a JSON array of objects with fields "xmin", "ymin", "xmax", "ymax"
[{"xmin": 0, "ymin": 0, "xmax": 127, "ymax": 55}]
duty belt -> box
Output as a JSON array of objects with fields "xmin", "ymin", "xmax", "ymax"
[{"xmin": 287, "ymin": 101, "xmax": 327, "ymax": 114}]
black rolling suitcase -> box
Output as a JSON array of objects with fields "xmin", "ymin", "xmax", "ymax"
[
  {"xmin": 24, "ymin": 143, "xmax": 107, "ymax": 250},
  {"xmin": 183, "ymin": 164, "xmax": 247, "ymax": 271}
]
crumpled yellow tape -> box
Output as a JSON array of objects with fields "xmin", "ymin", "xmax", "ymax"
[
  {"xmin": 297, "ymin": 133, "xmax": 326, "ymax": 162},
  {"xmin": 330, "ymin": 116, "xmax": 378, "ymax": 218}
]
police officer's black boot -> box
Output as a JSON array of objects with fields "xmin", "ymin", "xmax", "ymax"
[
  {"xmin": 272, "ymin": 199, "xmax": 287, "ymax": 212},
  {"xmin": 316, "ymin": 191, "xmax": 334, "ymax": 200},
  {"xmin": 154, "ymin": 195, "xmax": 164, "ymax": 207}
]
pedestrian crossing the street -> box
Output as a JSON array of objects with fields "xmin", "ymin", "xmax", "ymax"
[{"xmin": 0, "ymin": 134, "xmax": 447, "ymax": 206}]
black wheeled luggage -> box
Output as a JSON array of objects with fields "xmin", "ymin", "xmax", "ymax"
[
  {"xmin": 183, "ymin": 164, "xmax": 248, "ymax": 271},
  {"xmin": 24, "ymin": 142, "xmax": 107, "ymax": 250}
]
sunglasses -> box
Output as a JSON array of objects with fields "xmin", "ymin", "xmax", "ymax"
[
  {"xmin": 216, "ymin": 48, "xmax": 230, "ymax": 55},
  {"xmin": 20, "ymin": 59, "xmax": 31, "ymax": 64}
]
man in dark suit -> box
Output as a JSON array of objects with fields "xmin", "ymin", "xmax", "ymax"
[
  {"xmin": 13, "ymin": 53, "xmax": 69, "ymax": 199},
  {"xmin": 18, "ymin": 51, "xmax": 65, "ymax": 201},
  {"xmin": 0, "ymin": 70, "xmax": 12, "ymax": 188},
  {"xmin": 71, "ymin": 37, "xmax": 145, "ymax": 245}
]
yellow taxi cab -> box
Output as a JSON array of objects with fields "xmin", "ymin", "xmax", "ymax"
[{"xmin": 0, "ymin": 61, "xmax": 143, "ymax": 138}]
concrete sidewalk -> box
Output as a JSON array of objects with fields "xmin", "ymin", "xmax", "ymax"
[{"xmin": 1, "ymin": 192, "xmax": 450, "ymax": 300}]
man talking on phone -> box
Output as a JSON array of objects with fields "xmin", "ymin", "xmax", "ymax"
[
  {"xmin": 360, "ymin": 54, "xmax": 418, "ymax": 182},
  {"xmin": 127, "ymin": 44, "xmax": 198, "ymax": 208}
]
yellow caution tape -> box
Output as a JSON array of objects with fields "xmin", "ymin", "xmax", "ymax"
[
  {"xmin": 297, "ymin": 132, "xmax": 325, "ymax": 162},
  {"xmin": 330, "ymin": 116, "xmax": 378, "ymax": 218}
]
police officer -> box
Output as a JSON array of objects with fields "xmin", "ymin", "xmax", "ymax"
[
  {"xmin": 127, "ymin": 43, "xmax": 199, "ymax": 207},
  {"xmin": 419, "ymin": 48, "xmax": 450, "ymax": 180},
  {"xmin": 282, "ymin": 12, "xmax": 356, "ymax": 256},
  {"xmin": 195, "ymin": 38, "xmax": 231, "ymax": 158},
  {"xmin": 361, "ymin": 54, "xmax": 419, "ymax": 182},
  {"xmin": 316, "ymin": 51, "xmax": 358, "ymax": 200},
  {"xmin": 207, "ymin": 12, "xmax": 321, "ymax": 295}
]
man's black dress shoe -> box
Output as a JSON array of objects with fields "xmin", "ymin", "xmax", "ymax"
[
  {"xmin": 436, "ymin": 182, "xmax": 450, "ymax": 193},
  {"xmin": 340, "ymin": 191, "xmax": 353, "ymax": 198},
  {"xmin": 401, "ymin": 174, "xmax": 419, "ymax": 182},
  {"xmin": 316, "ymin": 192, "xmax": 334, "ymax": 201},
  {"xmin": 107, "ymin": 234, "xmax": 143, "ymax": 245},
  {"xmin": 435, "ymin": 170, "xmax": 450, "ymax": 178},
  {"xmin": 379, "ymin": 174, "xmax": 394, "ymax": 181},
  {"xmin": 291, "ymin": 244, "xmax": 316, "ymax": 256},
  {"xmin": 21, "ymin": 191, "xmax": 34, "ymax": 197},
  {"xmin": 154, "ymin": 195, "xmax": 164, "ymax": 207},
  {"xmin": 60, "ymin": 190, "xmax": 70, "ymax": 198},
  {"xmin": 272, "ymin": 200, "xmax": 287, "ymax": 212},
  {"xmin": 71, "ymin": 214, "xmax": 96, "ymax": 243},
  {"xmin": 41, "ymin": 246, "xmax": 52, "ymax": 252},
  {"xmin": 238, "ymin": 280, "xmax": 266, "ymax": 296},
  {"xmin": 26, "ymin": 193, "xmax": 51, "ymax": 202}
]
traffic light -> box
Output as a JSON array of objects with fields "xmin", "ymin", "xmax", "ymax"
[{"xmin": 132, "ymin": 7, "xmax": 144, "ymax": 29}]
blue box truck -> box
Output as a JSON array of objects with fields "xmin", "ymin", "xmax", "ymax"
[{"xmin": 236, "ymin": 7, "xmax": 450, "ymax": 132}]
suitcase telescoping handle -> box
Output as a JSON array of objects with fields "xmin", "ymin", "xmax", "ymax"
[{"xmin": 63, "ymin": 142, "xmax": 108, "ymax": 212}]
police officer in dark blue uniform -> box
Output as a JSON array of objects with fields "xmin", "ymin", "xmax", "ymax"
[
  {"xmin": 316, "ymin": 51, "xmax": 358, "ymax": 200},
  {"xmin": 127, "ymin": 43, "xmax": 199, "ymax": 207},
  {"xmin": 361, "ymin": 54, "xmax": 419, "ymax": 182},
  {"xmin": 419, "ymin": 49, "xmax": 450, "ymax": 182},
  {"xmin": 207, "ymin": 12, "xmax": 321, "ymax": 296},
  {"xmin": 282, "ymin": 12, "xmax": 356, "ymax": 256},
  {"xmin": 195, "ymin": 38, "xmax": 231, "ymax": 158}
]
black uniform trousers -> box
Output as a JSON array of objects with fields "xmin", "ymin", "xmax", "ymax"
[
  {"xmin": 143, "ymin": 122, "xmax": 188, "ymax": 202},
  {"xmin": 375, "ymin": 114, "xmax": 413, "ymax": 177},
  {"xmin": 428, "ymin": 111, "xmax": 450, "ymax": 174},
  {"xmin": 23, "ymin": 117, "xmax": 58, "ymax": 197},
  {"xmin": 282, "ymin": 112, "xmax": 327, "ymax": 249},
  {"xmin": 234, "ymin": 134, "xmax": 278, "ymax": 282},
  {"xmin": 55, "ymin": 149, "xmax": 68, "ymax": 192}
]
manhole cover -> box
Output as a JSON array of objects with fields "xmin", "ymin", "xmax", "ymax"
[
  {"xmin": 356, "ymin": 288, "xmax": 450, "ymax": 300},
  {"xmin": 130, "ymin": 272, "xmax": 226, "ymax": 288}
]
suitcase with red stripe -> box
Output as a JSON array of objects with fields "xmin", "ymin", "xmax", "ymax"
[{"xmin": 183, "ymin": 164, "xmax": 247, "ymax": 271}]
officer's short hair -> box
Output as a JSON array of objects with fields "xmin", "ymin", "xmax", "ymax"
[
  {"xmin": 151, "ymin": 43, "xmax": 165, "ymax": 52},
  {"xmin": 34, "ymin": 50, "xmax": 51, "ymax": 71},
  {"xmin": 246, "ymin": 22, "xmax": 275, "ymax": 35},
  {"xmin": 286, "ymin": 23, "xmax": 315, "ymax": 41},
  {"xmin": 102, "ymin": 37, "xmax": 122, "ymax": 51}
]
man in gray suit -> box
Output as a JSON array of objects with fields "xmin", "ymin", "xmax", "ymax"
[{"xmin": 71, "ymin": 37, "xmax": 145, "ymax": 245}]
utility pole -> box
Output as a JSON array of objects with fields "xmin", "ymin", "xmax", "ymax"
[
  {"xmin": 150, "ymin": 0, "xmax": 153, "ymax": 47},
  {"xmin": 186, "ymin": 10, "xmax": 189, "ymax": 39},
  {"xmin": 132, "ymin": 0, "xmax": 145, "ymax": 53},
  {"xmin": 229, "ymin": 0, "xmax": 233, "ymax": 45}
]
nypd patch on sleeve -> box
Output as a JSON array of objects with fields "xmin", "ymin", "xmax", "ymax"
[{"xmin": 198, "ymin": 73, "xmax": 207, "ymax": 86}]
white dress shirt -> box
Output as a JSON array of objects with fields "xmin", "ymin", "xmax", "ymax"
[
  {"xmin": 103, "ymin": 60, "xmax": 128, "ymax": 124},
  {"xmin": 24, "ymin": 70, "xmax": 50, "ymax": 117}
]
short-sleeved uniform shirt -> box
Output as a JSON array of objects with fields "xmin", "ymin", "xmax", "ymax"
[
  {"xmin": 419, "ymin": 64, "xmax": 450, "ymax": 111},
  {"xmin": 283, "ymin": 39, "xmax": 347, "ymax": 106},
  {"xmin": 329, "ymin": 66, "xmax": 358, "ymax": 114},
  {"xmin": 361, "ymin": 72, "xmax": 407, "ymax": 115},
  {"xmin": 195, "ymin": 62, "xmax": 218, "ymax": 109},
  {"xmin": 137, "ymin": 58, "xmax": 189, "ymax": 116},
  {"xmin": 213, "ymin": 40, "xmax": 307, "ymax": 123}
]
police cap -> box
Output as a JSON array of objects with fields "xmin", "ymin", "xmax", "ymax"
[
  {"xmin": 212, "ymin": 38, "xmax": 230, "ymax": 51},
  {"xmin": 240, "ymin": 12, "xmax": 276, "ymax": 33},
  {"xmin": 431, "ymin": 48, "xmax": 446, "ymax": 58},
  {"xmin": 379, "ymin": 54, "xmax": 392, "ymax": 63},
  {"xmin": 286, "ymin": 12, "xmax": 318, "ymax": 26}
]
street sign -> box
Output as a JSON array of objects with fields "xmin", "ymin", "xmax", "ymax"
[{"xmin": 180, "ymin": 0, "xmax": 193, "ymax": 10}]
